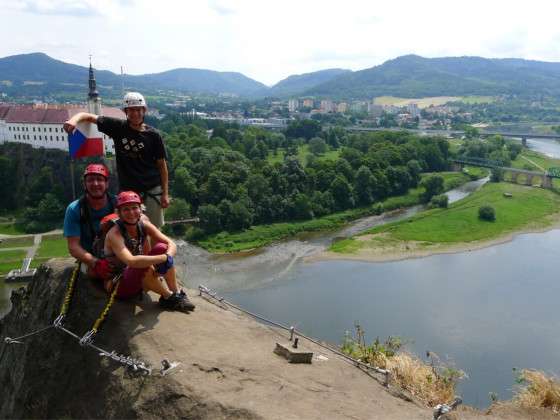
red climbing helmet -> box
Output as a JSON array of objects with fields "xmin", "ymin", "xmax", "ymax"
[
  {"xmin": 83, "ymin": 163, "xmax": 109, "ymax": 179},
  {"xmin": 116, "ymin": 191, "xmax": 142, "ymax": 208}
]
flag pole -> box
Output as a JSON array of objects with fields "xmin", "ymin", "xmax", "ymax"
[{"xmin": 70, "ymin": 159, "xmax": 76, "ymax": 201}]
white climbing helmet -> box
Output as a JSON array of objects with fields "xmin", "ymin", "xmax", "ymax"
[{"xmin": 122, "ymin": 92, "xmax": 147, "ymax": 110}]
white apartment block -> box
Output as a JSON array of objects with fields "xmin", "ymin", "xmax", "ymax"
[
  {"xmin": 337, "ymin": 102, "xmax": 348, "ymax": 113},
  {"xmin": 288, "ymin": 99, "xmax": 299, "ymax": 112}
]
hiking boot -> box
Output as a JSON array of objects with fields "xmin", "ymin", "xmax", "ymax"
[
  {"xmin": 177, "ymin": 290, "xmax": 195, "ymax": 311},
  {"xmin": 159, "ymin": 292, "xmax": 195, "ymax": 312}
]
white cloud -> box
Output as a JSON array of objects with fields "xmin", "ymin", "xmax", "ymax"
[{"xmin": 1, "ymin": 0, "xmax": 560, "ymax": 84}]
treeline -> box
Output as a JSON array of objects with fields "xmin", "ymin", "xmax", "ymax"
[
  {"xmin": 163, "ymin": 119, "xmax": 451, "ymax": 238},
  {"xmin": 457, "ymin": 135, "xmax": 523, "ymax": 167},
  {"xmin": 0, "ymin": 143, "xmax": 114, "ymax": 232}
]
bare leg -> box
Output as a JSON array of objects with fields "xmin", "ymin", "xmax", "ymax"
[
  {"xmin": 162, "ymin": 267, "xmax": 179, "ymax": 293},
  {"xmin": 142, "ymin": 268, "xmax": 172, "ymax": 298}
]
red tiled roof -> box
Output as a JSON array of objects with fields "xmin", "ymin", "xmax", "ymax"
[
  {"xmin": 1, "ymin": 104, "xmax": 125, "ymax": 123},
  {"xmin": 0, "ymin": 105, "xmax": 10, "ymax": 119}
]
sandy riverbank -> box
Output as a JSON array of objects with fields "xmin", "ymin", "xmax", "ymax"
[{"xmin": 307, "ymin": 217, "xmax": 560, "ymax": 264}]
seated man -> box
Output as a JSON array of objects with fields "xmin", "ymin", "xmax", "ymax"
[
  {"xmin": 103, "ymin": 191, "xmax": 195, "ymax": 312},
  {"xmin": 63, "ymin": 163, "xmax": 116, "ymax": 276}
]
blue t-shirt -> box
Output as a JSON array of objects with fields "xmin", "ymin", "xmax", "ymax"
[{"xmin": 63, "ymin": 196, "xmax": 115, "ymax": 252}]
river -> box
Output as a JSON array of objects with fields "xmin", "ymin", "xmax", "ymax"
[
  {"xmin": 191, "ymin": 137, "xmax": 560, "ymax": 408},
  {"xmin": 2, "ymin": 137, "xmax": 559, "ymax": 408}
]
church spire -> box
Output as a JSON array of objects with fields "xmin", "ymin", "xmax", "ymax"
[
  {"xmin": 87, "ymin": 55, "xmax": 101, "ymax": 115},
  {"xmin": 88, "ymin": 55, "xmax": 99, "ymax": 100}
]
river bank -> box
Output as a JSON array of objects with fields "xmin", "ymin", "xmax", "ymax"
[
  {"xmin": 197, "ymin": 171, "xmax": 483, "ymax": 253},
  {"xmin": 310, "ymin": 217, "xmax": 560, "ymax": 263},
  {"xmin": 317, "ymin": 182, "xmax": 560, "ymax": 263}
]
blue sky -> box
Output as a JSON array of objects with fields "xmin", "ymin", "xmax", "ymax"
[{"xmin": 2, "ymin": 0, "xmax": 559, "ymax": 85}]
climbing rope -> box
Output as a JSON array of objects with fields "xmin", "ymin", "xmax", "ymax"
[
  {"xmin": 3, "ymin": 262, "xmax": 162, "ymax": 375},
  {"xmin": 198, "ymin": 284, "xmax": 390, "ymax": 386},
  {"xmin": 80, "ymin": 275, "xmax": 121, "ymax": 346}
]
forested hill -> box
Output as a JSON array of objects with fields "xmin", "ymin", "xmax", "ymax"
[
  {"xmin": 269, "ymin": 68, "xmax": 352, "ymax": 97},
  {"xmin": 0, "ymin": 53, "xmax": 268, "ymax": 98},
  {"xmin": 4, "ymin": 53, "xmax": 560, "ymax": 100},
  {"xmin": 305, "ymin": 55, "xmax": 560, "ymax": 99}
]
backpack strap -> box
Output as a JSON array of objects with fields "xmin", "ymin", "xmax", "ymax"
[
  {"xmin": 79, "ymin": 195, "xmax": 96, "ymax": 243},
  {"xmin": 116, "ymin": 219, "xmax": 145, "ymax": 256}
]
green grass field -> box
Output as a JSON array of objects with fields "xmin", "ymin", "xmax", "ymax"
[
  {"xmin": 198, "ymin": 171, "xmax": 476, "ymax": 252},
  {"xmin": 0, "ymin": 249, "xmax": 27, "ymax": 275},
  {"xmin": 0, "ymin": 236, "xmax": 34, "ymax": 249},
  {"xmin": 35, "ymin": 235, "xmax": 68, "ymax": 259},
  {"xmin": 0, "ymin": 223, "xmax": 27, "ymax": 235},
  {"xmin": 331, "ymin": 182, "xmax": 560, "ymax": 254},
  {"xmin": 512, "ymin": 150, "xmax": 560, "ymax": 171}
]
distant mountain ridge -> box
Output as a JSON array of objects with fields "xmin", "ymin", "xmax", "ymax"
[
  {"xmin": 305, "ymin": 54, "xmax": 560, "ymax": 98},
  {"xmin": 0, "ymin": 52, "xmax": 268, "ymax": 98},
  {"xmin": 2, "ymin": 52, "xmax": 560, "ymax": 100},
  {"xmin": 269, "ymin": 68, "xmax": 352, "ymax": 97}
]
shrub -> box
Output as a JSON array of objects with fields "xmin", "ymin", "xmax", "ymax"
[
  {"xmin": 479, "ymin": 205, "xmax": 496, "ymax": 221},
  {"xmin": 341, "ymin": 324, "xmax": 465, "ymax": 406},
  {"xmin": 429, "ymin": 194, "xmax": 449, "ymax": 209},
  {"xmin": 490, "ymin": 168, "xmax": 503, "ymax": 182},
  {"xmin": 513, "ymin": 369, "xmax": 560, "ymax": 412}
]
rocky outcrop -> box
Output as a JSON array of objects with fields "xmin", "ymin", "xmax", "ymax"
[{"xmin": 0, "ymin": 259, "xmax": 259, "ymax": 419}]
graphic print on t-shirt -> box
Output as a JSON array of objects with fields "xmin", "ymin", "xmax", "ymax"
[{"xmin": 121, "ymin": 137, "xmax": 145, "ymax": 157}]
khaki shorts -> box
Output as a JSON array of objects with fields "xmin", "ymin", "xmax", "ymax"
[{"xmin": 143, "ymin": 185, "xmax": 165, "ymax": 228}]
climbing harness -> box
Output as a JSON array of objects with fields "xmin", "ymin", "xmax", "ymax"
[
  {"xmin": 4, "ymin": 262, "xmax": 179, "ymax": 376},
  {"xmin": 198, "ymin": 284, "xmax": 391, "ymax": 387}
]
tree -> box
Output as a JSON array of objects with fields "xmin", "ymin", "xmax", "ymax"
[
  {"xmin": 197, "ymin": 204, "xmax": 222, "ymax": 233},
  {"xmin": 354, "ymin": 166, "xmax": 374, "ymax": 206},
  {"xmin": 165, "ymin": 198, "xmax": 192, "ymax": 236},
  {"xmin": 479, "ymin": 205, "xmax": 496, "ymax": 221},
  {"xmin": 309, "ymin": 137, "xmax": 327, "ymax": 155},
  {"xmin": 330, "ymin": 176, "xmax": 354, "ymax": 210},
  {"xmin": 464, "ymin": 126, "xmax": 479, "ymax": 139},
  {"xmin": 292, "ymin": 193, "xmax": 314, "ymax": 220},
  {"xmin": 173, "ymin": 167, "xmax": 198, "ymax": 202},
  {"xmin": 229, "ymin": 202, "xmax": 253, "ymax": 230},
  {"xmin": 429, "ymin": 194, "xmax": 449, "ymax": 209},
  {"xmin": 490, "ymin": 168, "xmax": 503, "ymax": 182},
  {"xmin": 420, "ymin": 175, "xmax": 444, "ymax": 203},
  {"xmin": 285, "ymin": 119, "xmax": 321, "ymax": 140}
]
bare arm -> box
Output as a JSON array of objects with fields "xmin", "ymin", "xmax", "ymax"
[
  {"xmin": 144, "ymin": 221, "xmax": 177, "ymax": 256},
  {"xmin": 106, "ymin": 227, "xmax": 167, "ymax": 268},
  {"xmin": 156, "ymin": 158, "xmax": 170, "ymax": 208},
  {"xmin": 63, "ymin": 112, "xmax": 98, "ymax": 134},
  {"xmin": 67, "ymin": 236, "xmax": 97, "ymax": 269}
]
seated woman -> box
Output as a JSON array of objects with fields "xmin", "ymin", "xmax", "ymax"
[{"xmin": 102, "ymin": 191, "xmax": 195, "ymax": 312}]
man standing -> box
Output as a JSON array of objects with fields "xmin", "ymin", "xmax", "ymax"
[
  {"xmin": 63, "ymin": 163, "xmax": 115, "ymax": 275},
  {"xmin": 63, "ymin": 92, "xmax": 169, "ymax": 227}
]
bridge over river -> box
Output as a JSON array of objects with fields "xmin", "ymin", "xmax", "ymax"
[{"xmin": 451, "ymin": 157, "xmax": 560, "ymax": 188}]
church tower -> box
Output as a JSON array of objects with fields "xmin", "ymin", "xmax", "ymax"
[{"xmin": 87, "ymin": 57, "xmax": 101, "ymax": 115}]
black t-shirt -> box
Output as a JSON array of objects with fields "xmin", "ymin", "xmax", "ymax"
[{"xmin": 97, "ymin": 116, "xmax": 167, "ymax": 192}]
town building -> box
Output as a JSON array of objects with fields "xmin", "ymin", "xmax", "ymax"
[
  {"xmin": 336, "ymin": 102, "xmax": 348, "ymax": 113},
  {"xmin": 320, "ymin": 100, "xmax": 335, "ymax": 113},
  {"xmin": 0, "ymin": 61, "xmax": 123, "ymax": 154},
  {"xmin": 288, "ymin": 99, "xmax": 299, "ymax": 112},
  {"xmin": 302, "ymin": 98, "xmax": 314, "ymax": 108}
]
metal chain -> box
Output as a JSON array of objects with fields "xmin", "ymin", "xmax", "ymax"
[
  {"xmin": 3, "ymin": 262, "xmax": 81, "ymax": 344},
  {"xmin": 198, "ymin": 284, "xmax": 390, "ymax": 385}
]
